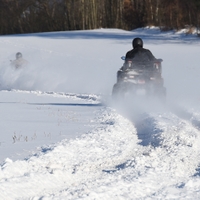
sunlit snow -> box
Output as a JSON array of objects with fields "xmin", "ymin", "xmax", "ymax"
[{"xmin": 0, "ymin": 27, "xmax": 200, "ymax": 199}]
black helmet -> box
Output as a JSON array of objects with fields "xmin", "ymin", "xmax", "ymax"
[
  {"xmin": 16, "ymin": 52, "xmax": 22, "ymax": 59},
  {"xmin": 132, "ymin": 38, "xmax": 143, "ymax": 48}
]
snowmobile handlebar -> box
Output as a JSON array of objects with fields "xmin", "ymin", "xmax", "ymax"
[{"xmin": 121, "ymin": 56, "xmax": 163, "ymax": 63}]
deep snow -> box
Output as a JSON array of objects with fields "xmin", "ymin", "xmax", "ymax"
[{"xmin": 0, "ymin": 27, "xmax": 200, "ymax": 199}]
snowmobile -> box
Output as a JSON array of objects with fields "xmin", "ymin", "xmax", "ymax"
[{"xmin": 112, "ymin": 57, "xmax": 166, "ymax": 101}]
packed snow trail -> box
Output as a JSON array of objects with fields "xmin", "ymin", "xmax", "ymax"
[
  {"xmin": 1, "ymin": 93, "xmax": 200, "ymax": 199},
  {"xmin": 0, "ymin": 106, "xmax": 139, "ymax": 199}
]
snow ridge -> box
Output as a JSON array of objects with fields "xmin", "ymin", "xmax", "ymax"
[
  {"xmin": 0, "ymin": 96, "xmax": 200, "ymax": 199},
  {"xmin": 0, "ymin": 107, "xmax": 138, "ymax": 199}
]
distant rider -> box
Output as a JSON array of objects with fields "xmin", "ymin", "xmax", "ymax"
[
  {"xmin": 10, "ymin": 52, "xmax": 29, "ymax": 69},
  {"xmin": 125, "ymin": 37, "xmax": 155, "ymax": 61}
]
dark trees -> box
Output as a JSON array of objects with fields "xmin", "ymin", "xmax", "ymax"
[{"xmin": 0, "ymin": 0, "xmax": 199, "ymax": 35}]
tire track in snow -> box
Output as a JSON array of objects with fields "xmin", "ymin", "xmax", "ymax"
[
  {"xmin": 0, "ymin": 107, "xmax": 139, "ymax": 199},
  {"xmin": 133, "ymin": 113, "xmax": 163, "ymax": 147},
  {"xmin": 139, "ymin": 111, "xmax": 200, "ymax": 198},
  {"xmin": 111, "ymin": 100, "xmax": 166, "ymax": 148},
  {"xmin": 1, "ymin": 97, "xmax": 200, "ymax": 199},
  {"xmin": 102, "ymin": 106, "xmax": 200, "ymax": 199},
  {"xmin": 82, "ymin": 110, "xmax": 200, "ymax": 199}
]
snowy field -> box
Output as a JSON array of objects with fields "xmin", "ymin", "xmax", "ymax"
[{"xmin": 0, "ymin": 27, "xmax": 200, "ymax": 199}]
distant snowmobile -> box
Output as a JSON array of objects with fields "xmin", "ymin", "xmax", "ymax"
[{"xmin": 112, "ymin": 57, "xmax": 166, "ymax": 101}]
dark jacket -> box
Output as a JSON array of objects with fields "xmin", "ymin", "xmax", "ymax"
[{"xmin": 125, "ymin": 47, "xmax": 155, "ymax": 62}]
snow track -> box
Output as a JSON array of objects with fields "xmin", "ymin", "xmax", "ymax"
[
  {"xmin": 0, "ymin": 91, "xmax": 200, "ymax": 199},
  {"xmin": 0, "ymin": 106, "xmax": 139, "ymax": 199},
  {"xmin": 100, "ymin": 101, "xmax": 200, "ymax": 199},
  {"xmin": 35, "ymin": 103, "xmax": 200, "ymax": 199},
  {"xmin": 133, "ymin": 113, "xmax": 163, "ymax": 147}
]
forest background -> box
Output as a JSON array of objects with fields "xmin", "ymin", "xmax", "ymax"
[{"xmin": 0, "ymin": 0, "xmax": 200, "ymax": 35}]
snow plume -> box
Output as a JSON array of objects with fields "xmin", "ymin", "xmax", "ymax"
[
  {"xmin": 0, "ymin": 34, "xmax": 119, "ymax": 94},
  {"xmin": 0, "ymin": 51, "xmax": 72, "ymax": 92},
  {"xmin": 0, "ymin": 62, "xmax": 38, "ymax": 91},
  {"xmin": 0, "ymin": 51, "xmax": 111, "ymax": 95},
  {"xmin": 112, "ymin": 96, "xmax": 167, "ymax": 122},
  {"xmin": 111, "ymin": 96, "xmax": 170, "ymax": 148}
]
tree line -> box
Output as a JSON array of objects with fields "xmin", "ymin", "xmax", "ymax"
[{"xmin": 0, "ymin": 0, "xmax": 200, "ymax": 35}]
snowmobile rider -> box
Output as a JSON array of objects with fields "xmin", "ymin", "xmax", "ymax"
[
  {"xmin": 10, "ymin": 52, "xmax": 29, "ymax": 69},
  {"xmin": 125, "ymin": 37, "xmax": 155, "ymax": 61},
  {"xmin": 117, "ymin": 37, "xmax": 159, "ymax": 79}
]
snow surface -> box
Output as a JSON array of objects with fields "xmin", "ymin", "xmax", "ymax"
[{"xmin": 0, "ymin": 27, "xmax": 200, "ymax": 199}]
